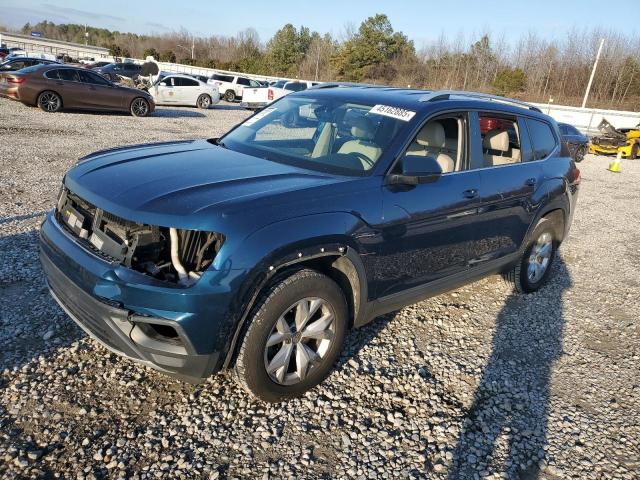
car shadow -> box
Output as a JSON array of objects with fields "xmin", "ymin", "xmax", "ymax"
[
  {"xmin": 336, "ymin": 310, "xmax": 399, "ymax": 370},
  {"xmin": 447, "ymin": 257, "xmax": 571, "ymax": 479},
  {"xmin": 0, "ymin": 211, "xmax": 48, "ymax": 226},
  {"xmin": 151, "ymin": 108, "xmax": 207, "ymax": 118},
  {"xmin": 211, "ymin": 104, "xmax": 247, "ymax": 111}
]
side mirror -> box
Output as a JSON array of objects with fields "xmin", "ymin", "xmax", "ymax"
[{"xmin": 387, "ymin": 155, "xmax": 443, "ymax": 186}]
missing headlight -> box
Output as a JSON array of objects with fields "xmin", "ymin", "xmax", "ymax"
[{"xmin": 56, "ymin": 189, "xmax": 224, "ymax": 286}]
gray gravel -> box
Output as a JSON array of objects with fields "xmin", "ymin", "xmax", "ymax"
[{"xmin": 1, "ymin": 98, "xmax": 639, "ymax": 479}]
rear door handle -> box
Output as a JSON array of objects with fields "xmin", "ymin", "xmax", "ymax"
[
  {"xmin": 525, "ymin": 178, "xmax": 537, "ymax": 186},
  {"xmin": 55, "ymin": 81, "xmax": 64, "ymax": 85},
  {"xmin": 463, "ymin": 189, "xmax": 478, "ymax": 199}
]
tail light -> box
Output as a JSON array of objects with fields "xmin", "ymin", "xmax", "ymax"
[
  {"xmin": 267, "ymin": 88, "xmax": 273, "ymax": 101},
  {"xmin": 574, "ymin": 168, "xmax": 581, "ymax": 185},
  {"xmin": 8, "ymin": 77, "xmax": 26, "ymax": 84}
]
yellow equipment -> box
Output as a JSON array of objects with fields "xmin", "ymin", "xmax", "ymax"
[{"xmin": 589, "ymin": 118, "xmax": 640, "ymax": 159}]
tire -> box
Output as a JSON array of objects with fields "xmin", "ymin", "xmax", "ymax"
[
  {"xmin": 196, "ymin": 94, "xmax": 211, "ymax": 109},
  {"xmin": 503, "ymin": 218, "xmax": 558, "ymax": 293},
  {"xmin": 224, "ymin": 90, "xmax": 236, "ymax": 102},
  {"xmin": 631, "ymin": 143, "xmax": 639, "ymax": 160},
  {"xmin": 130, "ymin": 97, "xmax": 150, "ymax": 117},
  {"xmin": 37, "ymin": 91, "xmax": 62, "ymax": 113},
  {"xmin": 234, "ymin": 269, "xmax": 348, "ymax": 402},
  {"xmin": 574, "ymin": 146, "xmax": 586, "ymax": 163}
]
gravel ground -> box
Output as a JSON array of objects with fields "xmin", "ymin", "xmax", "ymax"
[{"xmin": 0, "ymin": 98, "xmax": 638, "ymax": 479}]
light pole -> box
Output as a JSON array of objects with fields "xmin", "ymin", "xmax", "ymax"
[
  {"xmin": 582, "ymin": 38, "xmax": 604, "ymax": 109},
  {"xmin": 176, "ymin": 37, "xmax": 195, "ymax": 60}
]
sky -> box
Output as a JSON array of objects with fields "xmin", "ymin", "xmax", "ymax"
[{"xmin": 2, "ymin": 0, "xmax": 639, "ymax": 47}]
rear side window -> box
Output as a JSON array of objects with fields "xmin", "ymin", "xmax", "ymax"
[
  {"xmin": 477, "ymin": 114, "xmax": 522, "ymax": 167},
  {"xmin": 237, "ymin": 77, "xmax": 251, "ymax": 86},
  {"xmin": 58, "ymin": 69, "xmax": 80, "ymax": 82},
  {"xmin": 285, "ymin": 83, "xmax": 308, "ymax": 92},
  {"xmin": 212, "ymin": 74, "xmax": 233, "ymax": 83},
  {"xmin": 45, "ymin": 69, "xmax": 60, "ymax": 79},
  {"xmin": 527, "ymin": 119, "xmax": 557, "ymax": 159}
]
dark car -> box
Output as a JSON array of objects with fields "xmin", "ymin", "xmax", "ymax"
[
  {"xmin": 0, "ymin": 56, "xmax": 58, "ymax": 72},
  {"xmin": 0, "ymin": 64, "xmax": 154, "ymax": 116},
  {"xmin": 39, "ymin": 87, "xmax": 580, "ymax": 402},
  {"xmin": 93, "ymin": 62, "xmax": 142, "ymax": 82},
  {"xmin": 558, "ymin": 122, "xmax": 588, "ymax": 162}
]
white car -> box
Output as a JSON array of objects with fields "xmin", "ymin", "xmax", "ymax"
[
  {"xmin": 240, "ymin": 80, "xmax": 319, "ymax": 110},
  {"xmin": 207, "ymin": 73, "xmax": 264, "ymax": 102},
  {"xmin": 149, "ymin": 74, "xmax": 220, "ymax": 109}
]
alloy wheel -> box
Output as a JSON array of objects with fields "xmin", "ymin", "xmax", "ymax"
[
  {"xmin": 198, "ymin": 95, "xmax": 211, "ymax": 108},
  {"xmin": 263, "ymin": 297, "xmax": 336, "ymax": 386},
  {"xmin": 527, "ymin": 232, "xmax": 553, "ymax": 283},
  {"xmin": 39, "ymin": 92, "xmax": 60, "ymax": 112},
  {"xmin": 131, "ymin": 98, "xmax": 149, "ymax": 116}
]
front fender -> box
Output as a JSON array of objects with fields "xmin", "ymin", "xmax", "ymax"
[{"xmin": 218, "ymin": 212, "xmax": 371, "ymax": 367}]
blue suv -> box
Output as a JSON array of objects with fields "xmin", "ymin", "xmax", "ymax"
[{"xmin": 40, "ymin": 86, "xmax": 580, "ymax": 401}]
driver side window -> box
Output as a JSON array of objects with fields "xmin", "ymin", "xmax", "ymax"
[{"xmin": 400, "ymin": 115, "xmax": 464, "ymax": 174}]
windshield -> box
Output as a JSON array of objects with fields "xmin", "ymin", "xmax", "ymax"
[{"xmin": 220, "ymin": 95, "xmax": 412, "ymax": 176}]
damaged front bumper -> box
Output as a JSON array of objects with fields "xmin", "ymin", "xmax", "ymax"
[{"xmin": 39, "ymin": 211, "xmax": 247, "ymax": 382}]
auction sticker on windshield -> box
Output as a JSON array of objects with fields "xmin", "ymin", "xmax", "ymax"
[
  {"xmin": 370, "ymin": 104, "xmax": 416, "ymax": 121},
  {"xmin": 243, "ymin": 107, "xmax": 277, "ymax": 127}
]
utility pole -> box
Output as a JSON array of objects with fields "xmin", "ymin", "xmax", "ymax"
[
  {"xmin": 84, "ymin": 24, "xmax": 88, "ymax": 45},
  {"xmin": 582, "ymin": 38, "xmax": 604, "ymax": 108}
]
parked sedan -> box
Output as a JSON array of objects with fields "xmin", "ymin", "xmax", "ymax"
[
  {"xmin": 0, "ymin": 64, "xmax": 155, "ymax": 117},
  {"xmin": 558, "ymin": 122, "xmax": 588, "ymax": 162},
  {"xmin": 93, "ymin": 62, "xmax": 142, "ymax": 82},
  {"xmin": 0, "ymin": 56, "xmax": 59, "ymax": 72},
  {"xmin": 148, "ymin": 74, "xmax": 220, "ymax": 108}
]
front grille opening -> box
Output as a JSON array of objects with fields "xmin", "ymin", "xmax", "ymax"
[{"xmin": 55, "ymin": 187, "xmax": 224, "ymax": 286}]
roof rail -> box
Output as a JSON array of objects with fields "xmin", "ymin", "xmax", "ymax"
[
  {"xmin": 419, "ymin": 90, "xmax": 542, "ymax": 113},
  {"xmin": 309, "ymin": 81, "xmax": 383, "ymax": 90}
]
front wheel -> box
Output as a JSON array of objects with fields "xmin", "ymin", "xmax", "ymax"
[
  {"xmin": 503, "ymin": 218, "xmax": 558, "ymax": 293},
  {"xmin": 631, "ymin": 143, "xmax": 639, "ymax": 160},
  {"xmin": 196, "ymin": 94, "xmax": 211, "ymax": 109},
  {"xmin": 130, "ymin": 97, "xmax": 150, "ymax": 117},
  {"xmin": 37, "ymin": 91, "xmax": 62, "ymax": 113},
  {"xmin": 234, "ymin": 269, "xmax": 348, "ymax": 402},
  {"xmin": 574, "ymin": 146, "xmax": 586, "ymax": 163}
]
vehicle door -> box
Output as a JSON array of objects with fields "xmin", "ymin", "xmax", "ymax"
[
  {"xmin": 78, "ymin": 70, "xmax": 122, "ymax": 110},
  {"xmin": 51, "ymin": 68, "xmax": 84, "ymax": 108},
  {"xmin": 467, "ymin": 111, "xmax": 547, "ymax": 266},
  {"xmin": 375, "ymin": 112, "xmax": 481, "ymax": 297},
  {"xmin": 156, "ymin": 76, "xmax": 178, "ymax": 103},
  {"xmin": 174, "ymin": 77, "xmax": 199, "ymax": 104}
]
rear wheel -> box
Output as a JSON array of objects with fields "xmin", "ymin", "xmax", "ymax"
[
  {"xmin": 224, "ymin": 90, "xmax": 236, "ymax": 102},
  {"xmin": 631, "ymin": 143, "xmax": 639, "ymax": 160},
  {"xmin": 196, "ymin": 94, "xmax": 211, "ymax": 109},
  {"xmin": 130, "ymin": 97, "xmax": 150, "ymax": 117},
  {"xmin": 234, "ymin": 269, "xmax": 348, "ymax": 402},
  {"xmin": 37, "ymin": 91, "xmax": 62, "ymax": 113},
  {"xmin": 503, "ymin": 218, "xmax": 558, "ymax": 293}
]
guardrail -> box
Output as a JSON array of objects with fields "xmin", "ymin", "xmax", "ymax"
[
  {"xmin": 0, "ymin": 32, "xmax": 111, "ymax": 60},
  {"xmin": 530, "ymin": 102, "xmax": 640, "ymax": 134}
]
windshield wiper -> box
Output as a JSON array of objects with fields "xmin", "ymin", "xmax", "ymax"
[{"xmin": 209, "ymin": 138, "xmax": 227, "ymax": 149}]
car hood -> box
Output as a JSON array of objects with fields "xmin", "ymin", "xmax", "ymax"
[{"xmin": 64, "ymin": 140, "xmax": 349, "ymax": 230}]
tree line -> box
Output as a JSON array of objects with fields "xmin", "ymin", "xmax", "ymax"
[{"xmin": 16, "ymin": 17, "xmax": 640, "ymax": 110}]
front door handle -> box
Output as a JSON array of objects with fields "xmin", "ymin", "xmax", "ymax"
[
  {"xmin": 463, "ymin": 189, "xmax": 478, "ymax": 199},
  {"xmin": 525, "ymin": 178, "xmax": 537, "ymax": 186}
]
